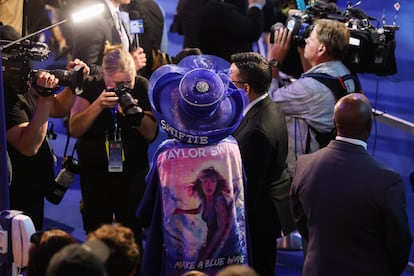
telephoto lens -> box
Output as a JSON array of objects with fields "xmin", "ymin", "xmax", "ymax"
[
  {"xmin": 46, "ymin": 168, "xmax": 74, "ymax": 205},
  {"xmin": 111, "ymin": 83, "xmax": 145, "ymax": 127}
]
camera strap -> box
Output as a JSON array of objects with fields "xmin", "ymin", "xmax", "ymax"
[
  {"xmin": 302, "ymin": 73, "xmax": 361, "ymax": 153},
  {"xmin": 62, "ymin": 126, "xmax": 76, "ymax": 158},
  {"xmin": 302, "ymin": 73, "xmax": 361, "ymax": 100},
  {"xmin": 109, "ymin": 104, "xmax": 124, "ymax": 141}
]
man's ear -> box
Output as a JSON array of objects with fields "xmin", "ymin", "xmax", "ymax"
[
  {"xmin": 333, "ymin": 117, "xmax": 338, "ymax": 132},
  {"xmin": 367, "ymin": 116, "xmax": 373, "ymax": 133},
  {"xmin": 318, "ymin": 45, "xmax": 326, "ymax": 55},
  {"xmin": 243, "ymin": 83, "xmax": 252, "ymax": 95}
]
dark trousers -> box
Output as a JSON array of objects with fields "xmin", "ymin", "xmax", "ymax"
[
  {"xmin": 10, "ymin": 186, "xmax": 44, "ymax": 230},
  {"xmin": 248, "ymin": 198, "xmax": 280, "ymax": 276},
  {"xmin": 79, "ymin": 169, "xmax": 147, "ymax": 244}
]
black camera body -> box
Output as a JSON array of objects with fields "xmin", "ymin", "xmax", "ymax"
[
  {"xmin": 62, "ymin": 156, "xmax": 80, "ymax": 174},
  {"xmin": 269, "ymin": 6, "xmax": 318, "ymax": 47},
  {"xmin": 2, "ymin": 41, "xmax": 50, "ymax": 92},
  {"xmin": 269, "ymin": 1, "xmax": 399, "ymax": 76},
  {"xmin": 286, "ymin": 15, "xmax": 313, "ymax": 48},
  {"xmin": 30, "ymin": 65, "xmax": 85, "ymax": 96},
  {"xmin": 1, "ymin": 40, "xmax": 50, "ymax": 61},
  {"xmin": 46, "ymin": 156, "xmax": 80, "ymax": 205},
  {"xmin": 108, "ymin": 83, "xmax": 144, "ymax": 127},
  {"xmin": 2, "ymin": 40, "xmax": 85, "ymax": 94},
  {"xmin": 345, "ymin": 24, "xmax": 398, "ymax": 76}
]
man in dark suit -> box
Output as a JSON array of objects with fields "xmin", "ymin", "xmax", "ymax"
[
  {"xmin": 291, "ymin": 93, "xmax": 412, "ymax": 276},
  {"xmin": 121, "ymin": 0, "xmax": 167, "ymax": 79},
  {"xmin": 72, "ymin": 0, "xmax": 146, "ymax": 76},
  {"xmin": 173, "ymin": 0, "xmax": 265, "ymax": 61},
  {"xmin": 230, "ymin": 52, "xmax": 296, "ymax": 275}
]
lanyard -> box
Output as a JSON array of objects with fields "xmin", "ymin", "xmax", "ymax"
[
  {"xmin": 111, "ymin": 104, "xmax": 120, "ymax": 141},
  {"xmin": 105, "ymin": 104, "xmax": 125, "ymax": 164}
]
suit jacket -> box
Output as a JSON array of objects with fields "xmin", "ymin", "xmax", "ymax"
[
  {"xmin": 233, "ymin": 96, "xmax": 295, "ymax": 235},
  {"xmin": 72, "ymin": 0, "xmax": 128, "ymax": 75},
  {"xmin": 176, "ymin": 0, "xmax": 264, "ymax": 61},
  {"xmin": 121, "ymin": 0, "xmax": 165, "ymax": 78},
  {"xmin": 291, "ymin": 140, "xmax": 412, "ymax": 276}
]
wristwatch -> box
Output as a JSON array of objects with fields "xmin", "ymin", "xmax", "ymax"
[{"xmin": 269, "ymin": 59, "xmax": 282, "ymax": 68}]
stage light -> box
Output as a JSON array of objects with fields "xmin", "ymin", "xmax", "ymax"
[
  {"xmin": 71, "ymin": 3, "xmax": 105, "ymax": 23},
  {"xmin": 1, "ymin": 3, "xmax": 105, "ymax": 50}
]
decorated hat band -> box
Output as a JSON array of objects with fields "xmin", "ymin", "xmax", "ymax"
[{"xmin": 148, "ymin": 55, "xmax": 246, "ymax": 145}]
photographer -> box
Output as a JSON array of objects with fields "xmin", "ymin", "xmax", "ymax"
[
  {"xmin": 268, "ymin": 18, "xmax": 360, "ymax": 178},
  {"xmin": 2, "ymin": 24, "xmax": 90, "ymax": 230},
  {"xmin": 69, "ymin": 42, "xmax": 157, "ymax": 249}
]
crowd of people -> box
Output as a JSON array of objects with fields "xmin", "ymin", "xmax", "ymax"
[{"xmin": 1, "ymin": 0, "xmax": 412, "ymax": 275}]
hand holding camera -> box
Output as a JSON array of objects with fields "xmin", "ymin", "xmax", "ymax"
[
  {"xmin": 98, "ymin": 89, "xmax": 119, "ymax": 109},
  {"xmin": 66, "ymin": 58, "xmax": 90, "ymax": 78},
  {"xmin": 31, "ymin": 71, "xmax": 60, "ymax": 98},
  {"xmin": 269, "ymin": 26, "xmax": 292, "ymax": 71},
  {"xmin": 106, "ymin": 83, "xmax": 144, "ymax": 127},
  {"xmin": 30, "ymin": 65, "xmax": 86, "ymax": 97}
]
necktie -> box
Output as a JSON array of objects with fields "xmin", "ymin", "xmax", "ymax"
[{"xmin": 115, "ymin": 10, "xmax": 129, "ymax": 51}]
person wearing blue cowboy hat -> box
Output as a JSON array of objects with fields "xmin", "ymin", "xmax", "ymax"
[{"xmin": 136, "ymin": 54, "xmax": 250, "ymax": 276}]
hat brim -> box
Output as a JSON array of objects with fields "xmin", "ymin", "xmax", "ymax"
[
  {"xmin": 177, "ymin": 54, "xmax": 231, "ymax": 72},
  {"xmin": 149, "ymin": 56, "xmax": 245, "ymax": 145}
]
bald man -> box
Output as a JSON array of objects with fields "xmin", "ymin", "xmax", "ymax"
[{"xmin": 290, "ymin": 93, "xmax": 412, "ymax": 276}]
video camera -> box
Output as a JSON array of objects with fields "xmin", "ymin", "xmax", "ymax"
[
  {"xmin": 1, "ymin": 40, "xmax": 85, "ymax": 94},
  {"xmin": 270, "ymin": 1, "xmax": 399, "ymax": 76},
  {"xmin": 46, "ymin": 156, "xmax": 80, "ymax": 205},
  {"xmin": 30, "ymin": 66, "xmax": 85, "ymax": 96},
  {"xmin": 107, "ymin": 82, "xmax": 144, "ymax": 127}
]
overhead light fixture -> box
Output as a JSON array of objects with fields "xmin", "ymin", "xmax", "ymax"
[
  {"xmin": 1, "ymin": 3, "xmax": 105, "ymax": 50},
  {"xmin": 71, "ymin": 3, "xmax": 105, "ymax": 23}
]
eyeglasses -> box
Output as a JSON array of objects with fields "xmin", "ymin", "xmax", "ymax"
[{"xmin": 224, "ymin": 68, "xmax": 248, "ymax": 86}]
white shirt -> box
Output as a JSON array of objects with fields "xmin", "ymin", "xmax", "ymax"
[
  {"xmin": 104, "ymin": 0, "xmax": 130, "ymax": 51},
  {"xmin": 243, "ymin": 93, "xmax": 268, "ymax": 117},
  {"xmin": 335, "ymin": 136, "xmax": 367, "ymax": 150}
]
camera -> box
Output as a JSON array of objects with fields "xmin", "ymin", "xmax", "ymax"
[
  {"xmin": 1, "ymin": 40, "xmax": 50, "ymax": 61},
  {"xmin": 286, "ymin": 15, "xmax": 313, "ymax": 48},
  {"xmin": 30, "ymin": 65, "xmax": 85, "ymax": 96},
  {"xmin": 345, "ymin": 24, "xmax": 398, "ymax": 76},
  {"xmin": 1, "ymin": 40, "xmax": 85, "ymax": 95},
  {"xmin": 46, "ymin": 156, "xmax": 80, "ymax": 205},
  {"xmin": 107, "ymin": 83, "xmax": 144, "ymax": 127},
  {"xmin": 269, "ymin": 7, "xmax": 315, "ymax": 47},
  {"xmin": 2, "ymin": 40, "xmax": 50, "ymax": 92},
  {"xmin": 269, "ymin": 1, "xmax": 399, "ymax": 76}
]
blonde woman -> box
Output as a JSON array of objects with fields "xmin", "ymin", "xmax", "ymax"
[{"xmin": 69, "ymin": 42, "xmax": 157, "ymax": 248}]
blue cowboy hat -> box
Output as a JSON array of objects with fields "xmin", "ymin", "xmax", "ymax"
[{"xmin": 149, "ymin": 55, "xmax": 246, "ymax": 145}]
